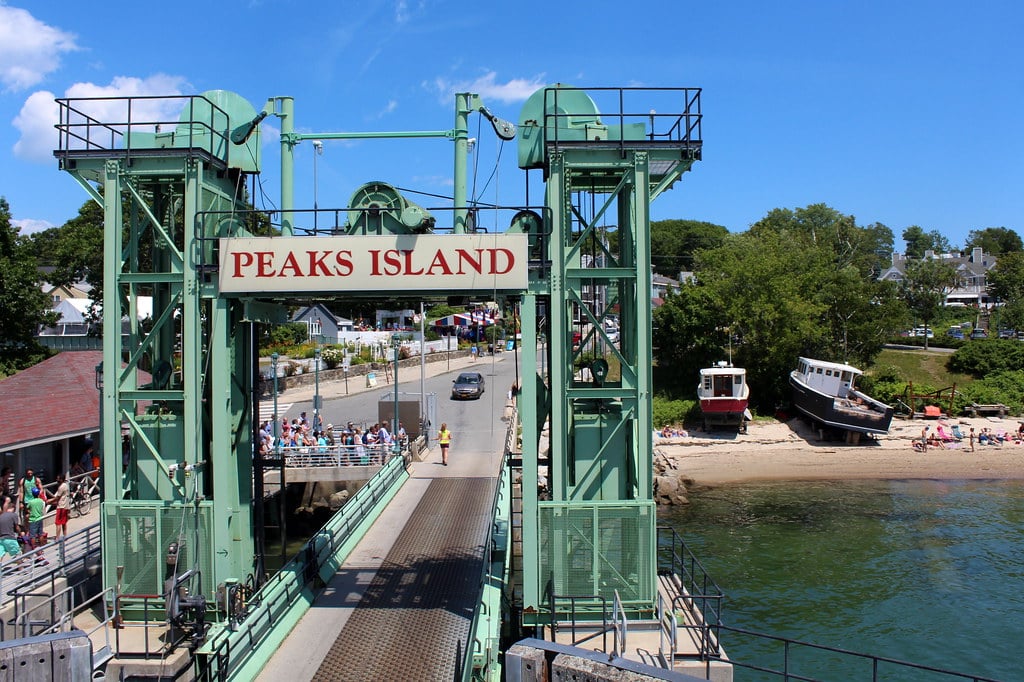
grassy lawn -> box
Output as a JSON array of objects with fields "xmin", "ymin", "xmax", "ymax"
[{"xmin": 871, "ymin": 348, "xmax": 974, "ymax": 390}]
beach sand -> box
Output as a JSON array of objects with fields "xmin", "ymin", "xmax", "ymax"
[{"xmin": 655, "ymin": 415, "xmax": 1024, "ymax": 486}]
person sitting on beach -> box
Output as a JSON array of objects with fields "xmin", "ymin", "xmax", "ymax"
[{"xmin": 926, "ymin": 433, "xmax": 946, "ymax": 449}]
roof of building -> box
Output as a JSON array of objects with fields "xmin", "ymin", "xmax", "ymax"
[{"xmin": 0, "ymin": 351, "xmax": 101, "ymax": 451}]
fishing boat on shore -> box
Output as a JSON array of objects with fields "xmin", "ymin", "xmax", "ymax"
[
  {"xmin": 789, "ymin": 357, "xmax": 894, "ymax": 438},
  {"xmin": 698, "ymin": 361, "xmax": 750, "ymax": 432}
]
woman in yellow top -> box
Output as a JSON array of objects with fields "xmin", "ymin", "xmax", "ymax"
[{"xmin": 438, "ymin": 423, "xmax": 452, "ymax": 466}]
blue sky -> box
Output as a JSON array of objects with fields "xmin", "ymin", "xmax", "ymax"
[{"xmin": 1, "ymin": 0, "xmax": 1021, "ymax": 252}]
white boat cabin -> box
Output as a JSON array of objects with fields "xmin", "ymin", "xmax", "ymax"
[
  {"xmin": 699, "ymin": 362, "xmax": 747, "ymax": 398},
  {"xmin": 794, "ymin": 357, "xmax": 861, "ymax": 398}
]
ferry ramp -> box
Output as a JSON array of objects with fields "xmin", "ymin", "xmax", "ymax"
[{"xmin": 256, "ymin": 380, "xmax": 509, "ymax": 681}]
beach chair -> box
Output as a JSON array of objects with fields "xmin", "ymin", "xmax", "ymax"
[
  {"xmin": 935, "ymin": 424, "xmax": 957, "ymax": 442},
  {"xmin": 951, "ymin": 424, "xmax": 965, "ymax": 440}
]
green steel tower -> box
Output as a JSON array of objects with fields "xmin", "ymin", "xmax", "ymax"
[
  {"xmin": 55, "ymin": 91, "xmax": 271, "ymax": 612},
  {"xmin": 515, "ymin": 86, "xmax": 702, "ymax": 623}
]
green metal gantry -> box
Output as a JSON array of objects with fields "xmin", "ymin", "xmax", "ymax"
[
  {"xmin": 515, "ymin": 86, "xmax": 702, "ymax": 622},
  {"xmin": 55, "ymin": 91, "xmax": 272, "ymax": 610}
]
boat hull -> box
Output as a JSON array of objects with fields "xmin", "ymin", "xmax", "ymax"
[{"xmin": 789, "ymin": 372, "xmax": 893, "ymax": 435}]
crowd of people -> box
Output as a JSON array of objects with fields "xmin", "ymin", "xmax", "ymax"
[
  {"xmin": 258, "ymin": 411, "xmax": 409, "ymax": 465},
  {"xmin": 0, "ymin": 446, "xmax": 103, "ymax": 564}
]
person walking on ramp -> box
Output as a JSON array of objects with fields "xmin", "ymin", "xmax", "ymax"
[{"xmin": 438, "ymin": 423, "xmax": 452, "ymax": 466}]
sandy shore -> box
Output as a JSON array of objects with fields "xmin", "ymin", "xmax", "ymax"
[{"xmin": 655, "ymin": 415, "xmax": 1024, "ymax": 485}]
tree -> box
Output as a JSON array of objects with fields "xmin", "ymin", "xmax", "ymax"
[
  {"xmin": 0, "ymin": 198, "xmax": 56, "ymax": 376},
  {"xmin": 965, "ymin": 227, "xmax": 1023, "ymax": 256},
  {"xmin": 689, "ymin": 204, "xmax": 906, "ymax": 409},
  {"xmin": 899, "ymin": 259, "xmax": 960, "ymax": 350},
  {"xmin": 649, "ymin": 219, "xmax": 729, "ymax": 275},
  {"xmin": 902, "ymin": 225, "xmax": 951, "ymax": 258},
  {"xmin": 651, "ymin": 284, "xmax": 728, "ymax": 394},
  {"xmin": 986, "ymin": 251, "xmax": 1024, "ymax": 330}
]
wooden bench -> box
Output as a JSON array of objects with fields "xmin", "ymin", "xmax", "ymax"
[{"xmin": 966, "ymin": 403, "xmax": 1008, "ymax": 417}]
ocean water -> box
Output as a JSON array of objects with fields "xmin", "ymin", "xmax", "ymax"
[{"xmin": 658, "ymin": 480, "xmax": 1024, "ymax": 681}]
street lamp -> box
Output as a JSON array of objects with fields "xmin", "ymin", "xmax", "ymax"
[
  {"xmin": 314, "ymin": 344, "xmax": 322, "ymax": 433},
  {"xmin": 312, "ymin": 140, "xmax": 323, "ymax": 230},
  {"xmin": 270, "ymin": 353, "xmax": 280, "ymax": 453},
  {"xmin": 392, "ymin": 334, "xmax": 401, "ymax": 455}
]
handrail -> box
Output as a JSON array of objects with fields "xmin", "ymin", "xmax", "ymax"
[
  {"xmin": 656, "ymin": 591, "xmax": 677, "ymax": 669},
  {"xmin": 273, "ymin": 444, "xmax": 404, "ymax": 468},
  {"xmin": 456, "ymin": 445, "xmax": 512, "ymax": 681},
  {"xmin": 196, "ymin": 454, "xmax": 408, "ymax": 680},
  {"xmin": 1, "ymin": 522, "xmax": 102, "ymax": 616},
  {"xmin": 611, "ymin": 590, "xmax": 627, "ymax": 660},
  {"xmin": 657, "ymin": 524, "xmax": 724, "ymax": 660},
  {"xmin": 716, "ymin": 623, "xmax": 1001, "ymax": 682}
]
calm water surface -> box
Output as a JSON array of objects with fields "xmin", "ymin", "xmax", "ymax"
[{"xmin": 658, "ymin": 480, "xmax": 1024, "ymax": 681}]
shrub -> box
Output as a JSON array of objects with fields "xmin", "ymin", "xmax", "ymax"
[
  {"xmin": 947, "ymin": 339, "xmax": 1024, "ymax": 377},
  {"xmin": 652, "ymin": 397, "xmax": 699, "ymax": 429}
]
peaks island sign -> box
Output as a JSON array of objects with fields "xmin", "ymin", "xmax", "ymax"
[{"xmin": 218, "ymin": 233, "xmax": 529, "ymax": 294}]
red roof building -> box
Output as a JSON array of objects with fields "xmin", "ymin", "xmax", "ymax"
[{"xmin": 0, "ymin": 351, "xmax": 101, "ymax": 481}]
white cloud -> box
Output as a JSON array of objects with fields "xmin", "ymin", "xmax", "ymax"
[
  {"xmin": 373, "ymin": 99, "xmax": 398, "ymax": 119},
  {"xmin": 12, "ymin": 217, "xmax": 54, "ymax": 235},
  {"xmin": 13, "ymin": 74, "xmax": 190, "ymax": 163},
  {"xmin": 395, "ymin": 0, "xmax": 409, "ymax": 23},
  {"xmin": 429, "ymin": 71, "xmax": 547, "ymax": 105},
  {"xmin": 0, "ymin": 5, "xmax": 78, "ymax": 91}
]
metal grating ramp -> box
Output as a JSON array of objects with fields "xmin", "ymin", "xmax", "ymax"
[{"xmin": 314, "ymin": 477, "xmax": 494, "ymax": 681}]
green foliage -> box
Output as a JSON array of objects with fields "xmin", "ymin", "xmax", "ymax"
[
  {"xmin": 947, "ymin": 339, "xmax": 1024, "ymax": 377},
  {"xmin": 652, "ymin": 396, "xmax": 700, "ymax": 429},
  {"xmin": 986, "ymin": 251, "xmax": 1024, "ymax": 330},
  {"xmin": 685, "ymin": 203, "xmax": 902, "ymax": 409},
  {"xmin": 264, "ymin": 322, "xmax": 309, "ymax": 347},
  {"xmin": 960, "ymin": 370, "xmax": 1024, "ymax": 415},
  {"xmin": 0, "ymin": 197, "xmax": 56, "ymax": 376},
  {"xmin": 902, "ymin": 225, "xmax": 951, "ymax": 259},
  {"xmin": 320, "ymin": 346, "xmax": 345, "ymax": 368},
  {"xmin": 965, "ymin": 227, "xmax": 1022, "ymax": 255},
  {"xmin": 650, "ymin": 219, "xmax": 729, "ymax": 275},
  {"xmin": 899, "ymin": 259, "xmax": 960, "ymax": 348},
  {"xmin": 652, "ymin": 285, "xmax": 727, "ymax": 395}
]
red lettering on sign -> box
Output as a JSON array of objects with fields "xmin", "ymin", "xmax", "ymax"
[
  {"xmin": 490, "ymin": 248, "xmax": 514, "ymax": 274},
  {"xmin": 455, "ymin": 249, "xmax": 483, "ymax": 275},
  {"xmin": 426, "ymin": 250, "xmax": 453, "ymax": 275},
  {"xmin": 402, "ymin": 250, "xmax": 424, "ymax": 276},
  {"xmin": 256, "ymin": 252, "xmax": 275, "ymax": 277},
  {"xmin": 368, "ymin": 250, "xmax": 382, "ymax": 275},
  {"xmin": 381, "ymin": 249, "xmax": 402, "ymax": 276},
  {"xmin": 335, "ymin": 251, "xmax": 353, "ymax": 276},
  {"xmin": 232, "ymin": 252, "xmax": 254, "ymax": 277},
  {"xmin": 307, "ymin": 251, "xmax": 331, "ymax": 276},
  {"xmin": 277, "ymin": 251, "xmax": 302, "ymax": 277}
]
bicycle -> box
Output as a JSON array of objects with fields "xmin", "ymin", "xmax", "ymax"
[{"xmin": 70, "ymin": 480, "xmax": 92, "ymax": 517}]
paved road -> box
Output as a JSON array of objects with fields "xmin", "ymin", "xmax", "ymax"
[{"xmin": 266, "ymin": 351, "xmax": 523, "ymax": 444}]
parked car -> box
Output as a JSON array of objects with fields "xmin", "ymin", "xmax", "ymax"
[
  {"xmin": 451, "ymin": 371, "xmax": 486, "ymax": 400},
  {"xmin": 970, "ymin": 329, "xmax": 988, "ymax": 340},
  {"xmin": 946, "ymin": 328, "xmax": 964, "ymax": 340},
  {"xmin": 912, "ymin": 327, "xmax": 934, "ymax": 338},
  {"xmin": 998, "ymin": 328, "xmax": 1016, "ymax": 339},
  {"xmin": 572, "ymin": 331, "xmax": 582, "ymax": 346}
]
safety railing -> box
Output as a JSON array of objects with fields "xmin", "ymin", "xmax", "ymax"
[
  {"xmin": 274, "ymin": 442, "xmax": 406, "ymax": 468},
  {"xmin": 540, "ymin": 86, "xmax": 703, "ymax": 153},
  {"xmin": 0, "ymin": 522, "xmax": 102, "ymax": 615},
  {"xmin": 54, "ymin": 94, "xmax": 231, "ymax": 161},
  {"xmin": 545, "ymin": 585, "xmax": 613, "ymax": 654},
  {"xmin": 656, "ymin": 591, "xmax": 677, "ymax": 669},
  {"xmin": 457, "ymin": 444, "xmax": 513, "ymax": 681},
  {"xmin": 195, "ymin": 452, "xmax": 409, "ymax": 680},
  {"xmin": 716, "ymin": 624, "xmax": 1002, "ymax": 682},
  {"xmin": 656, "ymin": 524, "xmax": 724, "ymax": 662}
]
